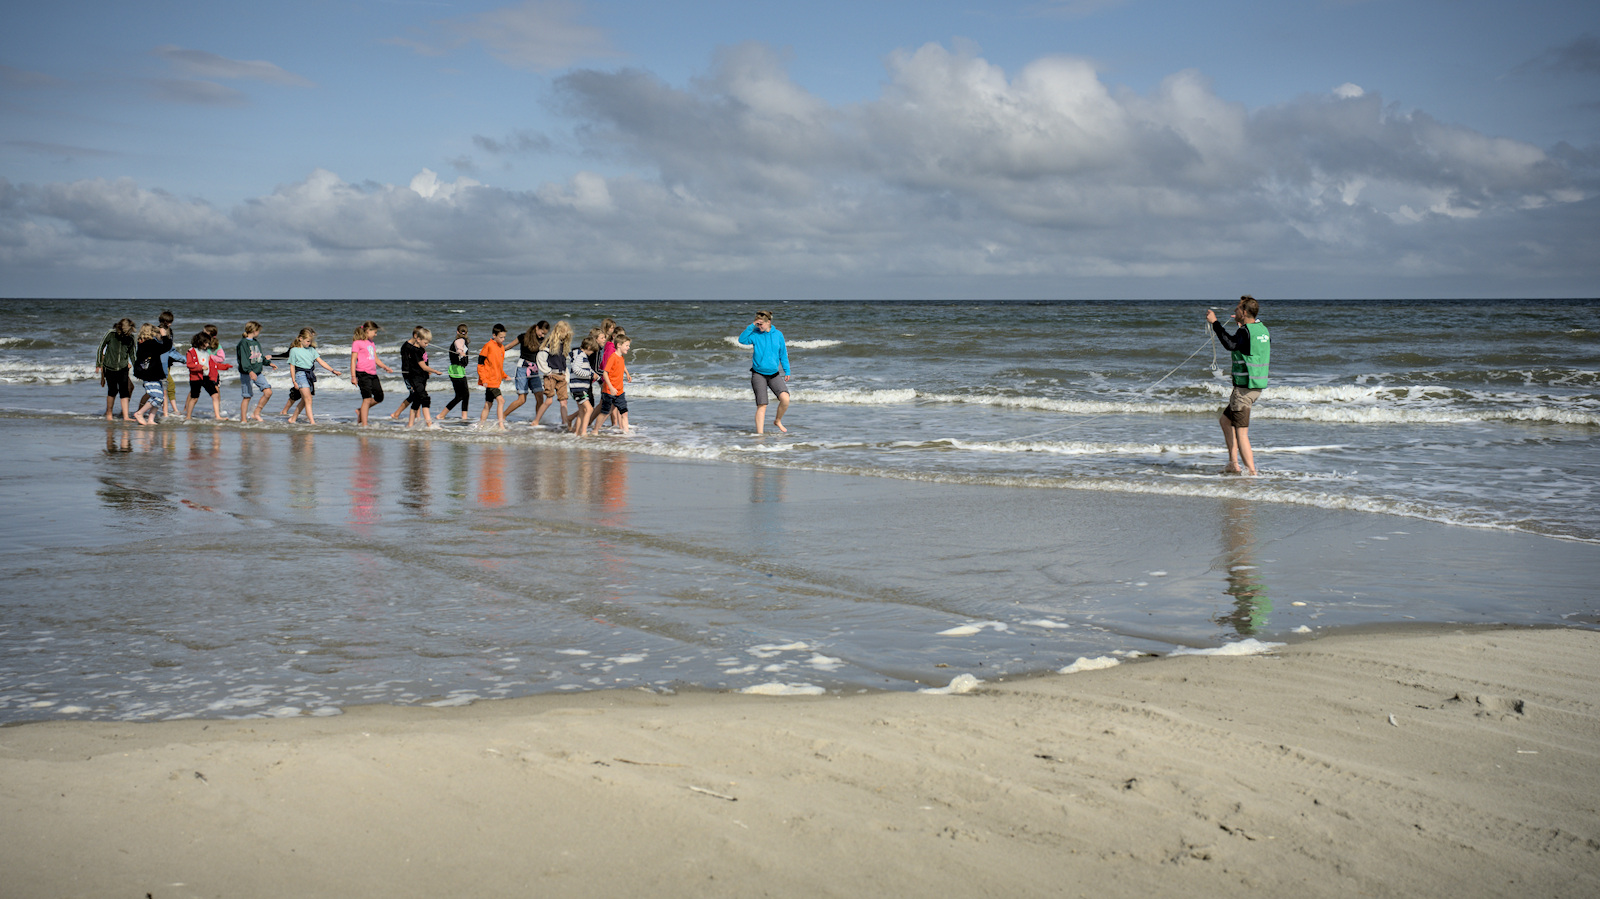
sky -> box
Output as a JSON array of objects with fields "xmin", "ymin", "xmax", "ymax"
[{"xmin": 2, "ymin": 0, "xmax": 1597, "ymax": 300}]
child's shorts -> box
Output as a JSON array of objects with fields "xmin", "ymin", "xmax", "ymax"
[
  {"xmin": 188, "ymin": 378, "xmax": 218, "ymax": 398},
  {"xmin": 514, "ymin": 362, "xmax": 542, "ymax": 395},
  {"xmin": 143, "ymin": 381, "xmax": 166, "ymax": 410},
  {"xmin": 484, "ymin": 386, "xmax": 502, "ymax": 402},
  {"xmin": 293, "ymin": 368, "xmax": 316, "ymax": 393},
  {"xmin": 104, "ymin": 368, "xmax": 133, "ymax": 398},
  {"xmin": 570, "ymin": 385, "xmax": 593, "ymax": 406},
  {"xmin": 240, "ymin": 371, "xmax": 272, "ymax": 398},
  {"xmin": 404, "ymin": 375, "xmax": 430, "ymax": 408},
  {"xmin": 599, "ymin": 392, "xmax": 627, "ymax": 415},
  {"xmin": 545, "ymin": 373, "xmax": 569, "ymax": 401},
  {"xmin": 356, "ymin": 372, "xmax": 384, "ymax": 402}
]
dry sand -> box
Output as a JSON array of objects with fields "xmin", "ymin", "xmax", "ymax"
[{"xmin": 3, "ymin": 625, "xmax": 1597, "ymax": 898}]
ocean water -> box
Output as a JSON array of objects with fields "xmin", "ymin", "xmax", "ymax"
[{"xmin": 1, "ymin": 297, "xmax": 1596, "ymax": 723}]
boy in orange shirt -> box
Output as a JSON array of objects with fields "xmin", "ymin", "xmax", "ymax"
[
  {"xmin": 477, "ymin": 324, "xmax": 509, "ymax": 430},
  {"xmin": 596, "ymin": 330, "xmax": 630, "ymax": 435}
]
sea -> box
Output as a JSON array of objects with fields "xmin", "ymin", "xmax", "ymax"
[{"xmin": 1, "ymin": 297, "xmax": 1597, "ymax": 724}]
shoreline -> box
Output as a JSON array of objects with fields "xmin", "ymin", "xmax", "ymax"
[{"xmin": 3, "ymin": 624, "xmax": 1597, "ymax": 898}]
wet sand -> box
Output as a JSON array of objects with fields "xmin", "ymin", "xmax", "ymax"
[{"xmin": 3, "ymin": 625, "xmax": 1597, "ymax": 898}]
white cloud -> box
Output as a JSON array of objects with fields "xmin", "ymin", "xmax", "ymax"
[
  {"xmin": 395, "ymin": 0, "xmax": 617, "ymax": 72},
  {"xmin": 3, "ymin": 42, "xmax": 1596, "ymax": 298},
  {"xmin": 152, "ymin": 46, "xmax": 315, "ymax": 87}
]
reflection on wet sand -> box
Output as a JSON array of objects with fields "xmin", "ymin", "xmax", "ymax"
[{"xmin": 1214, "ymin": 497, "xmax": 1271, "ymax": 635}]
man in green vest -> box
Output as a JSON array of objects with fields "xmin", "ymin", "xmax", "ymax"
[{"xmin": 1206, "ymin": 295, "xmax": 1270, "ymax": 475}]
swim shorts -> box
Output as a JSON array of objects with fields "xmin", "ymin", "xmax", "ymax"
[{"xmin": 599, "ymin": 392, "xmax": 627, "ymax": 415}]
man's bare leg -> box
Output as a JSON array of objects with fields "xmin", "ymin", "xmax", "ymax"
[{"xmin": 1219, "ymin": 413, "xmax": 1241, "ymax": 473}]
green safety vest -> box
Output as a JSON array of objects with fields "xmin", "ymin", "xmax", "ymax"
[{"xmin": 1231, "ymin": 321, "xmax": 1270, "ymax": 389}]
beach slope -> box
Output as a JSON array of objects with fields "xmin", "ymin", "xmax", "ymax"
[{"xmin": 3, "ymin": 626, "xmax": 1596, "ymax": 898}]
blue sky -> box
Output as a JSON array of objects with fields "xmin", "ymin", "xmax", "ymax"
[{"xmin": 2, "ymin": 0, "xmax": 1597, "ymax": 299}]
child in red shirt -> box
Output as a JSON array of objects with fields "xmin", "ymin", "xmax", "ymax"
[
  {"xmin": 476, "ymin": 324, "xmax": 509, "ymax": 430},
  {"xmin": 596, "ymin": 330, "xmax": 630, "ymax": 435}
]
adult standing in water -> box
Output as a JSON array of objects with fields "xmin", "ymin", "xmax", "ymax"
[
  {"xmin": 1207, "ymin": 295, "xmax": 1270, "ymax": 475},
  {"xmin": 738, "ymin": 309, "xmax": 791, "ymax": 435}
]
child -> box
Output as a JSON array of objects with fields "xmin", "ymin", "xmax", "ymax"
[
  {"xmin": 287, "ymin": 328, "xmax": 343, "ymax": 424},
  {"xmin": 159, "ymin": 310, "xmax": 179, "ymax": 416},
  {"xmin": 596, "ymin": 329, "xmax": 631, "ymax": 435},
  {"xmin": 131, "ymin": 323, "xmax": 171, "ymax": 425},
  {"xmin": 443, "ymin": 324, "xmax": 472, "ymax": 423},
  {"xmin": 533, "ymin": 320, "xmax": 572, "ymax": 429},
  {"xmin": 401, "ymin": 326, "xmax": 443, "ymax": 429},
  {"xmin": 568, "ymin": 334, "xmax": 599, "ymax": 437},
  {"xmin": 235, "ymin": 321, "xmax": 280, "ymax": 423},
  {"xmin": 182, "ymin": 331, "xmax": 232, "ymax": 421},
  {"xmin": 350, "ymin": 321, "xmax": 395, "ymax": 426},
  {"xmin": 506, "ymin": 321, "xmax": 548, "ymax": 423},
  {"xmin": 477, "ymin": 324, "xmax": 509, "ymax": 429},
  {"xmin": 95, "ymin": 318, "xmax": 137, "ymax": 421}
]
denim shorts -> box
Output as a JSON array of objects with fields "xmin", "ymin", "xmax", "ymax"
[
  {"xmin": 240, "ymin": 371, "xmax": 272, "ymax": 398},
  {"xmin": 514, "ymin": 362, "xmax": 542, "ymax": 395},
  {"xmin": 293, "ymin": 369, "xmax": 315, "ymax": 392}
]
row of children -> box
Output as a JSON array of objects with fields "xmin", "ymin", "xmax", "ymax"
[{"xmin": 94, "ymin": 314, "xmax": 634, "ymax": 435}]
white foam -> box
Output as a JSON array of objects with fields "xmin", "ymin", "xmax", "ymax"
[
  {"xmin": 748, "ymin": 641, "xmax": 810, "ymax": 658},
  {"xmin": 740, "ymin": 682, "xmax": 826, "ymax": 696},
  {"xmin": 918, "ymin": 673, "xmax": 982, "ymax": 694},
  {"xmin": 1170, "ymin": 638, "xmax": 1285, "ymax": 657},
  {"xmin": 1059, "ymin": 656, "xmax": 1120, "ymax": 674}
]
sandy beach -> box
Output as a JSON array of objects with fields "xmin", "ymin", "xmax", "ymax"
[{"xmin": 4, "ymin": 625, "xmax": 1596, "ymax": 898}]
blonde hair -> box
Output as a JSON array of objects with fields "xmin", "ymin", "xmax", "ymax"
[
  {"xmin": 542, "ymin": 320, "xmax": 572, "ymax": 355},
  {"xmin": 243, "ymin": 321, "xmax": 261, "ymax": 336},
  {"xmin": 413, "ymin": 326, "xmax": 431, "ymax": 342},
  {"xmin": 137, "ymin": 323, "xmax": 158, "ymax": 342},
  {"xmin": 294, "ymin": 328, "xmax": 316, "ymax": 348}
]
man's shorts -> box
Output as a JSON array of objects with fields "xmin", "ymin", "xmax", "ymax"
[
  {"xmin": 599, "ymin": 392, "xmax": 628, "ymax": 415},
  {"xmin": 750, "ymin": 370, "xmax": 788, "ymax": 406},
  {"xmin": 104, "ymin": 368, "xmax": 133, "ymax": 398},
  {"xmin": 240, "ymin": 371, "xmax": 272, "ymax": 398},
  {"xmin": 1223, "ymin": 387, "xmax": 1262, "ymax": 427},
  {"xmin": 514, "ymin": 362, "xmax": 542, "ymax": 396},
  {"xmin": 356, "ymin": 372, "xmax": 384, "ymax": 403}
]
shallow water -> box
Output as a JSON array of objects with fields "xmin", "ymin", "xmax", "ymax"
[
  {"xmin": 1, "ymin": 297, "xmax": 1597, "ymax": 723},
  {"xmin": 0, "ymin": 419, "xmax": 1595, "ymax": 724}
]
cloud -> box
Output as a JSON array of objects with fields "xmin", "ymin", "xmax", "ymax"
[
  {"xmin": 150, "ymin": 78, "xmax": 250, "ymax": 107},
  {"xmin": 5, "ymin": 140, "xmax": 117, "ymax": 160},
  {"xmin": 152, "ymin": 46, "xmax": 315, "ymax": 86},
  {"xmin": 3, "ymin": 42, "xmax": 1597, "ymax": 298},
  {"xmin": 1528, "ymin": 34, "xmax": 1600, "ymax": 76},
  {"xmin": 392, "ymin": 0, "xmax": 617, "ymax": 72},
  {"xmin": 0, "ymin": 64, "xmax": 64, "ymax": 89}
]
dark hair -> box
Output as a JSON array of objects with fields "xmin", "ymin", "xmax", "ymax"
[
  {"xmin": 158, "ymin": 310, "xmax": 174, "ymax": 326},
  {"xmin": 1239, "ymin": 295, "xmax": 1259, "ymax": 319},
  {"xmin": 491, "ymin": 323, "xmax": 507, "ymax": 335}
]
